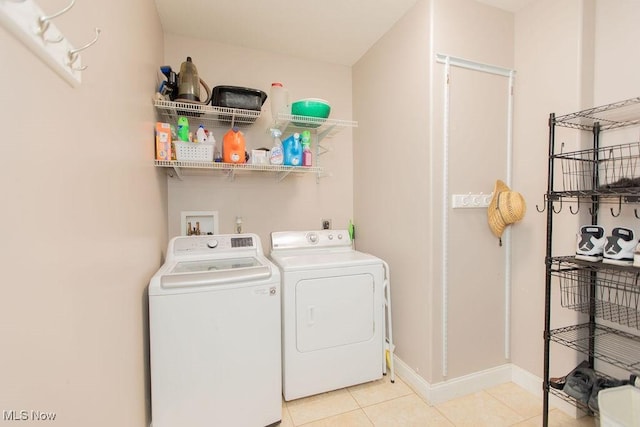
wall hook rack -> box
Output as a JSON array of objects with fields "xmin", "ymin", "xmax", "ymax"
[
  {"xmin": 451, "ymin": 192, "xmax": 493, "ymax": 209},
  {"xmin": 0, "ymin": 0, "xmax": 99, "ymax": 87}
]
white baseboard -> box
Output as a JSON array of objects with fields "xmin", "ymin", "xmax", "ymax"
[
  {"xmin": 393, "ymin": 356, "xmax": 510, "ymax": 404},
  {"xmin": 393, "ymin": 355, "xmax": 585, "ymax": 418},
  {"xmin": 510, "ymin": 363, "xmax": 585, "ymax": 418}
]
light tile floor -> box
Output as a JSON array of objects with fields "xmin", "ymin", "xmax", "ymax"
[{"xmin": 280, "ymin": 376, "xmax": 597, "ymax": 426}]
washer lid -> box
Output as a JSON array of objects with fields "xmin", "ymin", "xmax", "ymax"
[{"xmin": 160, "ymin": 256, "xmax": 272, "ymax": 289}]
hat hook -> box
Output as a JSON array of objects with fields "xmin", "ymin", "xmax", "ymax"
[{"xmin": 552, "ymin": 197, "xmax": 563, "ymax": 214}]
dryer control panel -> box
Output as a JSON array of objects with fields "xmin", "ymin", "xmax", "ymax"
[{"xmin": 271, "ymin": 230, "xmax": 351, "ymax": 250}]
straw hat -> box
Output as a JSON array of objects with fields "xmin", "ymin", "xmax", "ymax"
[{"xmin": 488, "ymin": 180, "xmax": 526, "ymax": 245}]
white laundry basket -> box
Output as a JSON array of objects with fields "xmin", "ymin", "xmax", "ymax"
[{"xmin": 598, "ymin": 385, "xmax": 640, "ymax": 427}]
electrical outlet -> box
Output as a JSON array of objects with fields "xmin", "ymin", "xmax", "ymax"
[{"xmin": 322, "ymin": 219, "xmax": 331, "ymax": 230}]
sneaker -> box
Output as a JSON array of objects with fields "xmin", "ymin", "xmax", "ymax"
[
  {"xmin": 634, "ymin": 243, "xmax": 640, "ymax": 267},
  {"xmin": 603, "ymin": 227, "xmax": 637, "ymax": 265},
  {"xmin": 575, "ymin": 225, "xmax": 605, "ymax": 262}
]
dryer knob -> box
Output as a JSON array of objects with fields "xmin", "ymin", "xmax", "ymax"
[
  {"xmin": 307, "ymin": 233, "xmax": 318, "ymax": 244},
  {"xmin": 207, "ymin": 240, "xmax": 219, "ymax": 248}
]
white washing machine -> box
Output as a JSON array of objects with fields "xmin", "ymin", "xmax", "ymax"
[
  {"xmin": 270, "ymin": 230, "xmax": 387, "ymax": 401},
  {"xmin": 148, "ymin": 234, "xmax": 281, "ymax": 427}
]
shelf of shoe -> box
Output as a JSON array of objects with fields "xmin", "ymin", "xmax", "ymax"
[
  {"xmin": 550, "ymin": 256, "xmax": 640, "ymax": 329},
  {"xmin": 549, "ymin": 323, "xmax": 640, "ymax": 373},
  {"xmin": 550, "ymin": 141, "xmax": 640, "ymax": 199}
]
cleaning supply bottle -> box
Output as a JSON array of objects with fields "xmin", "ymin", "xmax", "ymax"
[
  {"xmin": 270, "ymin": 82, "xmax": 289, "ymax": 122},
  {"xmin": 196, "ymin": 125, "xmax": 207, "ymax": 143},
  {"xmin": 301, "ymin": 130, "xmax": 312, "ymax": 166},
  {"xmin": 269, "ymin": 128, "xmax": 284, "ymax": 165},
  {"xmin": 282, "ymin": 132, "xmax": 302, "ymax": 166},
  {"xmin": 222, "ymin": 127, "xmax": 246, "ymax": 164},
  {"xmin": 177, "ymin": 116, "xmax": 189, "ymax": 141}
]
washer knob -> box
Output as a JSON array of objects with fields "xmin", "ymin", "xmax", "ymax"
[{"xmin": 207, "ymin": 240, "xmax": 219, "ymax": 248}]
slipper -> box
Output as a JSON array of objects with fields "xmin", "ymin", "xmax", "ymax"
[
  {"xmin": 549, "ymin": 360, "xmax": 590, "ymax": 390},
  {"xmin": 564, "ymin": 366, "xmax": 596, "ymax": 403}
]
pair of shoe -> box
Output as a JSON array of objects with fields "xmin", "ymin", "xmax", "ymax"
[
  {"xmin": 576, "ymin": 226, "xmax": 639, "ymax": 266},
  {"xmin": 551, "ymin": 361, "xmax": 628, "ymax": 412}
]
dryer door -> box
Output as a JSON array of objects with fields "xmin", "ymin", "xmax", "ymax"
[{"xmin": 295, "ymin": 273, "xmax": 374, "ymax": 352}]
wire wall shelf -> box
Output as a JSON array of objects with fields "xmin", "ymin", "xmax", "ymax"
[
  {"xmin": 554, "ymin": 97, "xmax": 640, "ymax": 131},
  {"xmin": 273, "ymin": 113, "xmax": 358, "ymax": 140},
  {"xmin": 154, "ymin": 160, "xmax": 324, "ymax": 181},
  {"xmin": 154, "ymin": 100, "xmax": 261, "ymax": 128}
]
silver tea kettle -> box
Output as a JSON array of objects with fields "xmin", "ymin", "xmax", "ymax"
[{"xmin": 176, "ymin": 57, "xmax": 211, "ymax": 104}]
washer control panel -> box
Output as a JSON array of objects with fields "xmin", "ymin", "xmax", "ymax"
[
  {"xmin": 272, "ymin": 230, "xmax": 351, "ymax": 250},
  {"xmin": 170, "ymin": 234, "xmax": 261, "ymax": 257}
]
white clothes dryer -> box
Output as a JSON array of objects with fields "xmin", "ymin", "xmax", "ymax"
[
  {"xmin": 270, "ymin": 230, "xmax": 387, "ymax": 401},
  {"xmin": 149, "ymin": 234, "xmax": 281, "ymax": 427}
]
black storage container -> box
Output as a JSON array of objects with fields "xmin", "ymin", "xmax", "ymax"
[{"xmin": 211, "ymin": 86, "xmax": 268, "ymax": 111}]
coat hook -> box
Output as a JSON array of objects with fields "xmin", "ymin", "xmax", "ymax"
[
  {"xmin": 68, "ymin": 28, "xmax": 101, "ymax": 71},
  {"xmin": 610, "ymin": 197, "xmax": 622, "ymax": 217},
  {"xmin": 589, "ymin": 204, "xmax": 599, "ymax": 216},
  {"xmin": 36, "ymin": 0, "xmax": 76, "ymax": 42},
  {"xmin": 569, "ymin": 199, "xmax": 580, "ymax": 215},
  {"xmin": 536, "ymin": 195, "xmax": 547, "ymax": 213}
]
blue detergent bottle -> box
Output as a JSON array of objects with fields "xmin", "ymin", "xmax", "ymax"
[{"xmin": 282, "ymin": 132, "xmax": 302, "ymax": 166}]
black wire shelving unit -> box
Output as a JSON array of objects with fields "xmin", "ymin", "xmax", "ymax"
[{"xmin": 541, "ymin": 97, "xmax": 640, "ymax": 427}]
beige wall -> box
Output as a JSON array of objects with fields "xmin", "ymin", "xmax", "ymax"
[
  {"xmin": 163, "ymin": 35, "xmax": 354, "ymax": 252},
  {"xmin": 354, "ymin": 0, "xmax": 640, "ymax": 390},
  {"xmin": 353, "ymin": 0, "xmax": 433, "ymax": 380},
  {"xmin": 0, "ymin": 0, "xmax": 165, "ymax": 426},
  {"xmin": 353, "ymin": 0, "xmax": 515, "ymax": 383},
  {"xmin": 511, "ymin": 0, "xmax": 593, "ymax": 380},
  {"xmin": 510, "ymin": 0, "xmax": 640, "ymax": 380}
]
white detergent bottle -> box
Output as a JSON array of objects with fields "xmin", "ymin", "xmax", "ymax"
[
  {"xmin": 270, "ymin": 82, "xmax": 289, "ymax": 122},
  {"xmin": 269, "ymin": 128, "xmax": 284, "ymax": 165},
  {"xmin": 196, "ymin": 125, "xmax": 207, "ymax": 143}
]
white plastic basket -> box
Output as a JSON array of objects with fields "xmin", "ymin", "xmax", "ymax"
[
  {"xmin": 174, "ymin": 141, "xmax": 214, "ymax": 162},
  {"xmin": 599, "ymin": 385, "xmax": 640, "ymax": 427}
]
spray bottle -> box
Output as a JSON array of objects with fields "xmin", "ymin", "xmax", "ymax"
[
  {"xmin": 269, "ymin": 128, "xmax": 284, "ymax": 165},
  {"xmin": 301, "ymin": 130, "xmax": 312, "ymax": 166}
]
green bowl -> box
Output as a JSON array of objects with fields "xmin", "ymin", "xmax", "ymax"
[{"xmin": 291, "ymin": 98, "xmax": 331, "ymax": 127}]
